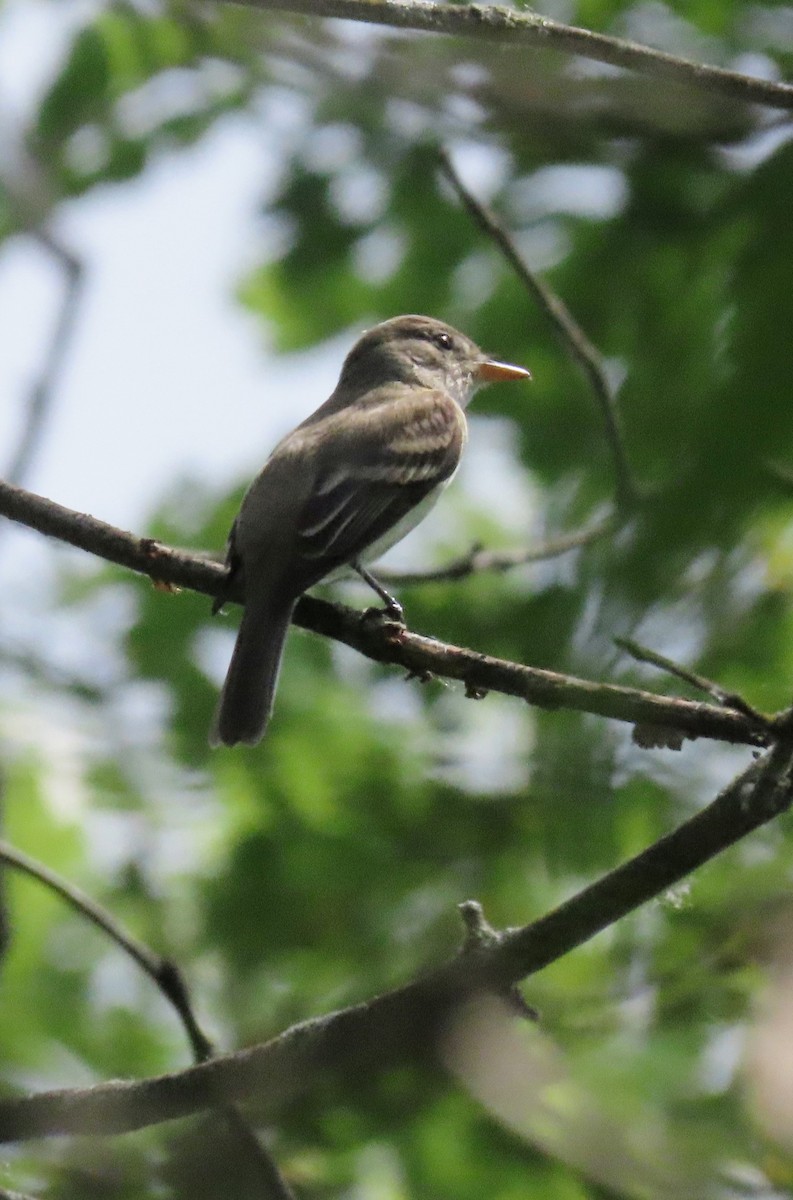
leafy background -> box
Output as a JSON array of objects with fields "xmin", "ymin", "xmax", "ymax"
[{"xmin": 2, "ymin": 0, "xmax": 793, "ymax": 1196}]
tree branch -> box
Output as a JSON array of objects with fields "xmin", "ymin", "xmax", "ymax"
[
  {"xmin": 4, "ymin": 231, "xmax": 84, "ymax": 488},
  {"xmin": 0, "ymin": 840, "xmax": 212, "ymax": 1062},
  {"xmin": 615, "ymin": 635, "xmax": 769, "ymax": 725},
  {"xmin": 438, "ymin": 150, "xmax": 637, "ymax": 509},
  {"xmin": 0, "ymin": 840, "xmax": 297, "ymax": 1199},
  {"xmin": 0, "ymin": 479, "xmax": 771, "ymax": 747},
  {"xmin": 379, "ymin": 511, "xmax": 616, "ymax": 586},
  {"xmin": 225, "ymin": 0, "xmax": 793, "ymax": 112},
  {"xmin": 1, "ymin": 741, "xmax": 790, "ymax": 1144}
]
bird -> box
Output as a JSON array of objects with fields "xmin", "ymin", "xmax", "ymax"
[{"xmin": 210, "ymin": 314, "xmax": 531, "ymax": 747}]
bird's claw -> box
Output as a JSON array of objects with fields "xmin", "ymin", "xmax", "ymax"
[{"xmin": 361, "ymin": 602, "xmax": 406, "ymax": 632}]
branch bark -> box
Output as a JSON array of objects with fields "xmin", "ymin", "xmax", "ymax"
[
  {"xmin": 225, "ymin": 0, "xmax": 793, "ymax": 112},
  {"xmin": 4, "ymin": 232, "xmax": 84, "ymax": 489},
  {"xmin": 0, "ymin": 839, "xmax": 297, "ymax": 1199},
  {"xmin": 379, "ymin": 515, "xmax": 615, "ymax": 585},
  {"xmin": 1, "ymin": 741, "xmax": 790, "ymax": 1143},
  {"xmin": 438, "ymin": 150, "xmax": 636, "ymax": 509},
  {"xmin": 0, "ymin": 479, "xmax": 771, "ymax": 747},
  {"xmin": 0, "ymin": 840, "xmax": 212, "ymax": 1061}
]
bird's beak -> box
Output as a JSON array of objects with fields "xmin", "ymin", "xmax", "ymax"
[{"xmin": 476, "ymin": 357, "xmax": 532, "ymax": 383}]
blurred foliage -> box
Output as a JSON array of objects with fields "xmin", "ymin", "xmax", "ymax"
[{"xmin": 3, "ymin": 0, "xmax": 793, "ymax": 1197}]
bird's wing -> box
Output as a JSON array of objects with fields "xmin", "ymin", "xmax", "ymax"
[{"xmin": 295, "ymin": 389, "xmax": 466, "ymax": 566}]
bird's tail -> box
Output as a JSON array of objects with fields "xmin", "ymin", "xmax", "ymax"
[{"xmin": 210, "ymin": 590, "xmax": 295, "ymax": 747}]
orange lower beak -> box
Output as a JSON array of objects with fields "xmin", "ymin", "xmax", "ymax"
[{"xmin": 477, "ymin": 358, "xmax": 532, "ymax": 383}]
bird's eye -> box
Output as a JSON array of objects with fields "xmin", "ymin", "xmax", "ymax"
[{"xmin": 433, "ymin": 332, "xmax": 453, "ymax": 351}]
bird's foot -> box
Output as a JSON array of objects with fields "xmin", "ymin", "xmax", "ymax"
[
  {"xmin": 352, "ymin": 561, "xmax": 404, "ymax": 624},
  {"xmin": 361, "ymin": 600, "xmax": 405, "ymax": 628}
]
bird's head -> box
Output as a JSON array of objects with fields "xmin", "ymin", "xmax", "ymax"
[{"xmin": 339, "ymin": 315, "xmax": 531, "ymax": 407}]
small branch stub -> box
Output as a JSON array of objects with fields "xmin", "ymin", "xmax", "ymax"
[{"xmin": 458, "ymin": 899, "xmax": 500, "ymax": 952}]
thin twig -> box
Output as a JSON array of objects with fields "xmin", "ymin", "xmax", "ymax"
[
  {"xmin": 0, "ymin": 840, "xmax": 296, "ymax": 1199},
  {"xmin": 0, "ymin": 647, "xmax": 105, "ymax": 702},
  {"xmin": 5, "ymin": 231, "xmax": 84, "ymax": 487},
  {"xmin": 225, "ymin": 0, "xmax": 793, "ymax": 112},
  {"xmin": 0, "ymin": 479, "xmax": 770, "ymax": 748},
  {"xmin": 2, "ymin": 741, "xmax": 792, "ymax": 1144},
  {"xmin": 0, "ymin": 839, "xmax": 211, "ymax": 1060},
  {"xmin": 615, "ymin": 636, "xmax": 770, "ymax": 727},
  {"xmin": 438, "ymin": 149, "xmax": 636, "ymax": 509},
  {"xmin": 378, "ymin": 515, "xmax": 614, "ymax": 585}
]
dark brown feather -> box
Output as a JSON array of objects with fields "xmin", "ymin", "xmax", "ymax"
[{"xmin": 296, "ymin": 389, "xmax": 466, "ymax": 565}]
